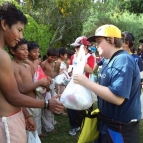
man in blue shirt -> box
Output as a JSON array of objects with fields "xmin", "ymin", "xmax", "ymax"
[{"xmin": 73, "ymin": 24, "xmax": 141, "ymax": 143}]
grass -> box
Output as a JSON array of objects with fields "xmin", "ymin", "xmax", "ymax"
[{"xmin": 41, "ymin": 102, "xmax": 143, "ymax": 143}]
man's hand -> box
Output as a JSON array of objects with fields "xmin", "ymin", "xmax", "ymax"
[
  {"xmin": 49, "ymin": 95, "xmax": 65, "ymax": 114},
  {"xmin": 39, "ymin": 78, "xmax": 50, "ymax": 87},
  {"xmin": 47, "ymin": 76, "xmax": 53, "ymax": 84},
  {"xmin": 25, "ymin": 116, "xmax": 36, "ymax": 131}
]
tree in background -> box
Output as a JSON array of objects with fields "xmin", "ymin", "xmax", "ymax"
[
  {"xmin": 20, "ymin": 0, "xmax": 93, "ymax": 47},
  {"xmin": 82, "ymin": 0, "xmax": 143, "ymax": 48}
]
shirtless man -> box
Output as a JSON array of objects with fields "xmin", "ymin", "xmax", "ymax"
[
  {"xmin": 9, "ymin": 38, "xmax": 48, "ymax": 137},
  {"xmin": 0, "ymin": 3, "xmax": 64, "ymax": 143}
]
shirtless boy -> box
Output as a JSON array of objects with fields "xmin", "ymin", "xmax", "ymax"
[
  {"xmin": 41, "ymin": 47, "xmax": 59, "ymax": 132},
  {"xmin": 0, "ymin": 3, "xmax": 64, "ymax": 143},
  {"xmin": 41, "ymin": 47, "xmax": 58, "ymax": 78},
  {"xmin": 9, "ymin": 38, "xmax": 48, "ymax": 136},
  {"xmin": 25, "ymin": 41, "xmax": 40, "ymax": 76}
]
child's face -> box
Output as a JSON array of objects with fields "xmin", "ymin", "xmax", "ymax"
[
  {"xmin": 4, "ymin": 21, "xmax": 24, "ymax": 47},
  {"xmin": 47, "ymin": 56, "xmax": 58, "ymax": 63},
  {"xmin": 60, "ymin": 54, "xmax": 67, "ymax": 61},
  {"xmin": 28, "ymin": 48, "xmax": 40, "ymax": 60},
  {"xmin": 96, "ymin": 37, "xmax": 111, "ymax": 57},
  {"xmin": 13, "ymin": 44, "xmax": 28, "ymax": 60}
]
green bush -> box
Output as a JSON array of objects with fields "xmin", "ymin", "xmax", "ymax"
[{"xmin": 23, "ymin": 14, "xmax": 52, "ymax": 56}]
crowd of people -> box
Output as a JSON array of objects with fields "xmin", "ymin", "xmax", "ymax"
[{"xmin": 0, "ymin": 2, "xmax": 143, "ymax": 143}]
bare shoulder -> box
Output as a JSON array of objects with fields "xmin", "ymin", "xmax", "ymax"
[
  {"xmin": 24, "ymin": 59, "xmax": 33, "ymax": 65},
  {"xmin": 40, "ymin": 60, "xmax": 46, "ymax": 68},
  {"xmin": 0, "ymin": 49, "xmax": 12, "ymax": 69}
]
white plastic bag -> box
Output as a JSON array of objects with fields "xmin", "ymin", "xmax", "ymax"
[
  {"xmin": 27, "ymin": 131, "xmax": 41, "ymax": 143},
  {"xmin": 60, "ymin": 45, "xmax": 93, "ymax": 110},
  {"xmin": 89, "ymin": 74, "xmax": 98, "ymax": 101},
  {"xmin": 141, "ymin": 92, "xmax": 143, "ymax": 119},
  {"xmin": 55, "ymin": 71, "xmax": 71, "ymax": 86}
]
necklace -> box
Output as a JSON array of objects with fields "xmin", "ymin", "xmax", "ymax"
[
  {"xmin": 13, "ymin": 60, "xmax": 27, "ymax": 68},
  {"xmin": 46, "ymin": 60, "xmax": 54, "ymax": 68}
]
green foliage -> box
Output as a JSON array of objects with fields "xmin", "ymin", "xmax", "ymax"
[
  {"xmin": 21, "ymin": 0, "xmax": 93, "ymax": 48},
  {"xmin": 23, "ymin": 14, "xmax": 51, "ymax": 56},
  {"xmin": 82, "ymin": 0, "xmax": 143, "ymax": 48},
  {"xmin": 119, "ymin": 0, "xmax": 143, "ymax": 14},
  {"xmin": 0, "ymin": 0, "xmax": 21, "ymax": 9}
]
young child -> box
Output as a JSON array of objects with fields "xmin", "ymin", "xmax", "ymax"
[
  {"xmin": 75, "ymin": 24, "xmax": 141, "ymax": 143},
  {"xmin": 66, "ymin": 49, "xmax": 75, "ymax": 69},
  {"xmin": 40, "ymin": 47, "xmax": 59, "ymax": 132},
  {"xmin": 25, "ymin": 41, "xmax": 41, "ymax": 76},
  {"xmin": 9, "ymin": 39, "xmax": 49, "ymax": 138},
  {"xmin": 55, "ymin": 47, "xmax": 68, "ymax": 95}
]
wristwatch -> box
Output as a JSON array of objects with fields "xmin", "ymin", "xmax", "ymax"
[{"xmin": 44, "ymin": 100, "xmax": 49, "ymax": 109}]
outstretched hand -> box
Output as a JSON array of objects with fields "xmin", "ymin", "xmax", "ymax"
[
  {"xmin": 49, "ymin": 95, "xmax": 65, "ymax": 114},
  {"xmin": 73, "ymin": 74, "xmax": 89, "ymax": 87}
]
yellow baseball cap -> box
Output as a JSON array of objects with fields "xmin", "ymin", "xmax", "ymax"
[{"xmin": 87, "ymin": 24, "xmax": 121, "ymax": 42}]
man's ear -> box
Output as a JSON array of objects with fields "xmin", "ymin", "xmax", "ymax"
[{"xmin": 1, "ymin": 19, "xmax": 8, "ymax": 30}]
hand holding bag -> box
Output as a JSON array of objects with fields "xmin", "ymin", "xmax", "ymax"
[{"xmin": 60, "ymin": 45, "xmax": 94, "ymax": 110}]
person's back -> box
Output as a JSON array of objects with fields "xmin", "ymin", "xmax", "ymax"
[
  {"xmin": 122, "ymin": 31, "xmax": 143, "ymax": 72},
  {"xmin": 131, "ymin": 53, "xmax": 143, "ymax": 71}
]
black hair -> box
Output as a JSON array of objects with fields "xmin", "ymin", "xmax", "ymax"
[
  {"xmin": 0, "ymin": 2, "xmax": 27, "ymax": 27},
  {"xmin": 58, "ymin": 47, "xmax": 67, "ymax": 57},
  {"xmin": 67, "ymin": 49, "xmax": 75, "ymax": 59},
  {"xmin": 47, "ymin": 47, "xmax": 59, "ymax": 57},
  {"xmin": 28, "ymin": 41, "xmax": 39, "ymax": 52},
  {"xmin": 8, "ymin": 38, "xmax": 28, "ymax": 56},
  {"xmin": 121, "ymin": 32, "xmax": 135, "ymax": 48},
  {"xmin": 42, "ymin": 55, "xmax": 47, "ymax": 61}
]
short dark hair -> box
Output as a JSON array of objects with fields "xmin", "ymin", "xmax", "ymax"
[
  {"xmin": 122, "ymin": 32, "xmax": 135, "ymax": 48},
  {"xmin": 0, "ymin": 2, "xmax": 27, "ymax": 28},
  {"xmin": 67, "ymin": 50, "xmax": 75, "ymax": 59},
  {"xmin": 58, "ymin": 47, "xmax": 67, "ymax": 57},
  {"xmin": 47, "ymin": 47, "xmax": 59, "ymax": 57},
  {"xmin": 42, "ymin": 55, "xmax": 47, "ymax": 61},
  {"xmin": 8, "ymin": 38, "xmax": 28, "ymax": 56},
  {"xmin": 28, "ymin": 41, "xmax": 39, "ymax": 52}
]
